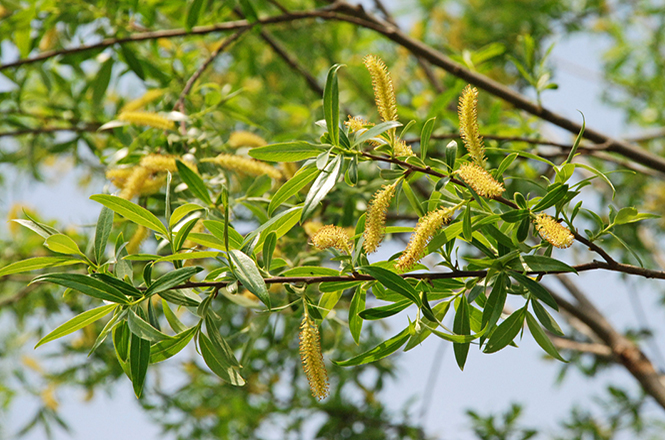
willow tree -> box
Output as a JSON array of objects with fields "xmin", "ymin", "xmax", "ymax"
[{"xmin": 1, "ymin": 0, "xmax": 665, "ymax": 438}]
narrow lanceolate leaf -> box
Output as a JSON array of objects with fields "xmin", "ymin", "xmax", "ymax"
[
  {"xmin": 90, "ymin": 273, "xmax": 142, "ymax": 298},
  {"xmin": 348, "ymin": 287, "xmax": 366, "ymax": 344},
  {"xmin": 90, "ymin": 195, "xmax": 168, "ymax": 236},
  {"xmin": 301, "ymin": 155, "xmax": 343, "ymax": 222},
  {"xmin": 35, "ymin": 304, "xmax": 117, "ymax": 348},
  {"xmin": 229, "ymin": 250, "xmax": 270, "ymax": 309},
  {"xmin": 205, "ymin": 315, "xmax": 241, "ymax": 368},
  {"xmin": 335, "ymin": 326, "xmax": 411, "ymax": 366},
  {"xmin": 510, "ymin": 272, "xmax": 558, "ymax": 311},
  {"xmin": 532, "ymin": 300, "xmax": 563, "ymax": 336},
  {"xmin": 129, "ymin": 327, "xmax": 151, "ymax": 398},
  {"xmin": 145, "ymin": 266, "xmax": 203, "ymax": 295},
  {"xmin": 526, "ymin": 312, "xmax": 567, "ymax": 362},
  {"xmin": 481, "ymin": 273, "xmax": 507, "ymax": 330},
  {"xmin": 176, "ymin": 160, "xmax": 212, "ymax": 206},
  {"xmin": 453, "ymin": 295, "xmax": 471, "ymax": 370},
  {"xmin": 249, "ymin": 142, "xmax": 327, "ymax": 162},
  {"xmin": 32, "ymin": 273, "xmax": 130, "ymax": 304},
  {"xmin": 262, "ymin": 232, "xmax": 276, "ymax": 272},
  {"xmin": 44, "ymin": 234, "xmax": 84, "ymax": 256},
  {"xmin": 359, "ymin": 299, "xmax": 411, "ymax": 320},
  {"xmin": 484, "ymin": 307, "xmax": 525, "ymax": 353},
  {"xmin": 532, "ymin": 183, "xmax": 568, "ymax": 212},
  {"xmin": 199, "ymin": 333, "xmax": 245, "ymax": 386},
  {"xmin": 268, "ymin": 164, "xmax": 319, "ymax": 216},
  {"xmin": 150, "ymin": 326, "xmax": 197, "ymax": 364},
  {"xmin": 94, "ymin": 206, "xmax": 114, "ymax": 264},
  {"xmin": 324, "ymin": 64, "xmax": 344, "ymax": 146},
  {"xmin": 420, "ymin": 117, "xmax": 436, "ymax": 160},
  {"xmin": 128, "ymin": 308, "xmax": 173, "ymax": 343},
  {"xmin": 360, "ymin": 266, "xmax": 421, "ymax": 307},
  {"xmin": 352, "ymin": 120, "xmax": 402, "ymax": 147},
  {"xmin": 169, "ymin": 203, "xmax": 204, "ymax": 228},
  {"xmin": 186, "ymin": 0, "xmax": 205, "ymax": 30},
  {"xmin": 0, "ymin": 257, "xmax": 83, "ymax": 278}
]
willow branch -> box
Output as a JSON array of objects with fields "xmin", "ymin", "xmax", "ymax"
[
  {"xmin": 548, "ymin": 334, "xmax": 613, "ymax": 358},
  {"xmin": 0, "ymin": 123, "xmax": 101, "ymax": 138}
]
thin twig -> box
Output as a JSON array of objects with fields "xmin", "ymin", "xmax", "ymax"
[
  {"xmin": 0, "ymin": 123, "xmax": 101, "ymax": 138},
  {"xmin": 548, "ymin": 334, "xmax": 613, "ymax": 358}
]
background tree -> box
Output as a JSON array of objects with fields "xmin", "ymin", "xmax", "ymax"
[{"xmin": 1, "ymin": 1, "xmax": 665, "ymax": 439}]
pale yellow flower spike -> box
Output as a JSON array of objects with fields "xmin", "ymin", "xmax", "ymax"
[
  {"xmin": 345, "ymin": 115, "xmax": 373, "ymax": 133},
  {"xmin": 140, "ymin": 154, "xmax": 178, "ymax": 173},
  {"xmin": 458, "ymin": 85, "xmax": 486, "ymax": 166},
  {"xmin": 126, "ymin": 225, "xmax": 150, "ymax": 254},
  {"xmin": 395, "ymin": 207, "xmax": 455, "ymax": 271},
  {"xmin": 202, "ymin": 154, "xmax": 282, "ymax": 180},
  {"xmin": 121, "ymin": 89, "xmax": 165, "ymax": 113},
  {"xmin": 105, "ymin": 168, "xmax": 134, "ymax": 189},
  {"xmin": 119, "ymin": 166, "xmax": 151, "ymax": 199},
  {"xmin": 118, "ymin": 111, "xmax": 175, "ymax": 131},
  {"xmin": 363, "ymin": 182, "xmax": 397, "ymax": 254},
  {"xmin": 394, "ymin": 139, "xmax": 415, "ymax": 157},
  {"xmin": 299, "ymin": 312, "xmax": 329, "ymax": 400},
  {"xmin": 228, "ymin": 131, "xmax": 267, "ymax": 149},
  {"xmin": 533, "ymin": 213, "xmax": 574, "ymax": 249},
  {"xmin": 363, "ymin": 55, "xmax": 398, "ymax": 123},
  {"xmin": 455, "ymin": 163, "xmax": 505, "ymax": 198},
  {"xmin": 311, "ymin": 225, "xmax": 351, "ymax": 254}
]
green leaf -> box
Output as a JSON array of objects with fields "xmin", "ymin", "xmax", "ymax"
[
  {"xmin": 162, "ymin": 299, "xmax": 187, "ymax": 333},
  {"xmin": 481, "ymin": 273, "xmax": 507, "ymax": 331},
  {"xmin": 280, "ymin": 266, "xmax": 339, "ymax": 277},
  {"xmin": 146, "ymin": 266, "xmax": 203, "ymax": 295},
  {"xmin": 128, "ymin": 308, "xmax": 172, "ymax": 343},
  {"xmin": 186, "ymin": 0, "xmax": 205, "ymax": 30},
  {"xmin": 484, "ymin": 307, "xmax": 525, "ymax": 353},
  {"xmin": 229, "ymin": 250, "xmax": 270, "ymax": 309},
  {"xmin": 35, "ymin": 304, "xmax": 117, "ymax": 348},
  {"xmin": 170, "ymin": 203, "xmax": 204, "ymax": 228},
  {"xmin": 129, "ymin": 319, "xmax": 151, "ymax": 398},
  {"xmin": 12, "ymin": 218, "xmax": 59, "ymax": 239},
  {"xmin": 268, "ymin": 164, "xmax": 319, "ymax": 216},
  {"xmin": 532, "ymin": 183, "xmax": 568, "ymax": 212},
  {"xmin": 262, "ymin": 231, "xmax": 276, "ymax": 272},
  {"xmin": 159, "ymin": 289, "xmax": 201, "ymax": 307},
  {"xmin": 532, "ymin": 299, "xmax": 563, "ymax": 336},
  {"xmin": 242, "ymin": 207, "xmax": 302, "ymax": 253},
  {"xmin": 352, "ymin": 121, "xmax": 402, "ymax": 147},
  {"xmin": 463, "ymin": 205, "xmax": 473, "ymax": 241},
  {"xmin": 508, "ymin": 255, "xmax": 576, "ymax": 274},
  {"xmin": 420, "ymin": 117, "xmax": 436, "ymax": 160},
  {"xmin": 613, "ymin": 207, "xmax": 658, "ymax": 225},
  {"xmin": 150, "ymin": 326, "xmax": 197, "ymax": 364},
  {"xmin": 335, "ymin": 326, "xmax": 411, "ymax": 366},
  {"xmin": 359, "ymin": 299, "xmax": 411, "ymax": 320},
  {"xmin": 324, "ymin": 64, "xmax": 344, "ymax": 146},
  {"xmin": 199, "ymin": 221, "xmax": 244, "ymax": 249},
  {"xmin": 199, "ymin": 333, "xmax": 245, "ymax": 385},
  {"xmin": 0, "ymin": 257, "xmax": 83, "ymax": 278},
  {"xmin": 154, "ymin": 251, "xmax": 220, "ymax": 263},
  {"xmin": 349, "ymin": 287, "xmax": 366, "ymax": 344},
  {"xmin": 453, "ymin": 295, "xmax": 471, "ymax": 370},
  {"xmin": 249, "ymin": 142, "xmax": 326, "ymax": 162},
  {"xmin": 176, "ymin": 160, "xmax": 212, "ymax": 206},
  {"xmin": 92, "ymin": 58, "xmax": 114, "ymax": 108},
  {"xmin": 564, "ymin": 112, "xmax": 585, "ymax": 165},
  {"xmin": 401, "ymin": 180, "xmax": 425, "ymax": 217},
  {"xmin": 500, "ymin": 209, "xmax": 530, "ymax": 223},
  {"xmin": 90, "ymin": 195, "xmax": 168, "ymax": 236},
  {"xmin": 173, "ymin": 217, "xmax": 203, "ymax": 251},
  {"xmin": 90, "ymin": 273, "xmax": 142, "ymax": 298},
  {"xmin": 360, "ymin": 266, "xmax": 421, "ymax": 307},
  {"xmin": 302, "ymin": 155, "xmax": 343, "ymax": 222},
  {"xmin": 510, "ymin": 272, "xmax": 558, "ymax": 310},
  {"xmin": 120, "ymin": 45, "xmax": 145, "ymax": 80},
  {"xmin": 94, "ymin": 206, "xmax": 114, "ymax": 264},
  {"xmin": 320, "ymin": 280, "xmax": 363, "ymax": 293},
  {"xmin": 32, "ymin": 273, "xmax": 130, "ymax": 304},
  {"xmin": 44, "ymin": 234, "xmax": 83, "ymax": 256},
  {"xmin": 204, "ymin": 315, "xmax": 240, "ymax": 368},
  {"xmin": 526, "ymin": 311, "xmax": 567, "ymax": 362}
]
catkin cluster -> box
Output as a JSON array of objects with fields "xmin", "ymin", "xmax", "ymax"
[
  {"xmin": 118, "ymin": 111, "xmax": 175, "ymax": 131},
  {"xmin": 533, "ymin": 213, "xmax": 574, "ymax": 248},
  {"xmin": 455, "ymin": 163, "xmax": 505, "ymax": 198},
  {"xmin": 228, "ymin": 131, "xmax": 267, "ymax": 149},
  {"xmin": 458, "ymin": 85, "xmax": 486, "ymax": 166},
  {"xmin": 395, "ymin": 207, "xmax": 455, "ymax": 271},
  {"xmin": 345, "ymin": 116, "xmax": 372, "ymax": 133},
  {"xmin": 311, "ymin": 225, "xmax": 351, "ymax": 254},
  {"xmin": 202, "ymin": 154, "xmax": 281, "ymax": 180},
  {"xmin": 121, "ymin": 89, "xmax": 165, "ymax": 113},
  {"xmin": 363, "ymin": 183, "xmax": 397, "ymax": 254},
  {"xmin": 299, "ymin": 314, "xmax": 329, "ymax": 400},
  {"xmin": 363, "ymin": 55, "xmax": 398, "ymax": 123}
]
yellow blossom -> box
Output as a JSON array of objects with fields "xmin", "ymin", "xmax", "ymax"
[
  {"xmin": 311, "ymin": 225, "xmax": 351, "ymax": 253},
  {"xmin": 121, "ymin": 89, "xmax": 165, "ymax": 112},
  {"xmin": 345, "ymin": 115, "xmax": 373, "ymax": 133},
  {"xmin": 455, "ymin": 163, "xmax": 505, "ymax": 198},
  {"xmin": 140, "ymin": 153, "xmax": 178, "ymax": 173},
  {"xmin": 395, "ymin": 207, "xmax": 455, "ymax": 271},
  {"xmin": 118, "ymin": 111, "xmax": 175, "ymax": 131},
  {"xmin": 458, "ymin": 85, "xmax": 486, "ymax": 166},
  {"xmin": 41, "ymin": 384, "xmax": 59, "ymax": 411},
  {"xmin": 363, "ymin": 55, "xmax": 398, "ymax": 123},
  {"xmin": 126, "ymin": 225, "xmax": 150, "ymax": 254},
  {"xmin": 119, "ymin": 166, "xmax": 151, "ymax": 200},
  {"xmin": 228, "ymin": 131, "xmax": 267, "ymax": 149},
  {"xmin": 202, "ymin": 154, "xmax": 281, "ymax": 179},
  {"xmin": 394, "ymin": 139, "xmax": 414, "ymax": 157},
  {"xmin": 363, "ymin": 182, "xmax": 396, "ymax": 254},
  {"xmin": 533, "ymin": 213, "xmax": 574, "ymax": 249},
  {"xmin": 299, "ymin": 313, "xmax": 329, "ymax": 400}
]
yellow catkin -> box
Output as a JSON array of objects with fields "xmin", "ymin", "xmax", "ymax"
[
  {"xmin": 228, "ymin": 131, "xmax": 267, "ymax": 149},
  {"xmin": 363, "ymin": 55, "xmax": 398, "ymax": 123},
  {"xmin": 121, "ymin": 89, "xmax": 165, "ymax": 113},
  {"xmin": 41, "ymin": 384, "xmax": 59, "ymax": 411},
  {"xmin": 303, "ymin": 221, "xmax": 324, "ymax": 238},
  {"xmin": 458, "ymin": 85, "xmax": 486, "ymax": 166},
  {"xmin": 126, "ymin": 225, "xmax": 150, "ymax": 254},
  {"xmin": 299, "ymin": 313, "xmax": 329, "ymax": 400},
  {"xmin": 455, "ymin": 163, "xmax": 505, "ymax": 198},
  {"xmin": 202, "ymin": 154, "xmax": 282, "ymax": 179},
  {"xmin": 363, "ymin": 183, "xmax": 396, "ymax": 254},
  {"xmin": 394, "ymin": 139, "xmax": 414, "ymax": 157},
  {"xmin": 118, "ymin": 111, "xmax": 175, "ymax": 131},
  {"xmin": 395, "ymin": 207, "xmax": 455, "ymax": 271},
  {"xmin": 311, "ymin": 225, "xmax": 351, "ymax": 253},
  {"xmin": 119, "ymin": 166, "xmax": 151, "ymax": 199},
  {"xmin": 105, "ymin": 168, "xmax": 134, "ymax": 188},
  {"xmin": 533, "ymin": 213, "xmax": 574, "ymax": 249},
  {"xmin": 345, "ymin": 115, "xmax": 373, "ymax": 133},
  {"xmin": 140, "ymin": 153, "xmax": 178, "ymax": 173},
  {"xmin": 138, "ymin": 175, "xmax": 167, "ymax": 195}
]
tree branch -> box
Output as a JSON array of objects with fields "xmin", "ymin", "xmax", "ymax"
[{"xmin": 0, "ymin": 123, "xmax": 101, "ymax": 138}]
